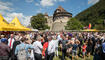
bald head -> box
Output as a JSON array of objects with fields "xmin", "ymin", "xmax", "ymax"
[{"xmin": 10, "ymin": 34, "xmax": 14, "ymax": 38}]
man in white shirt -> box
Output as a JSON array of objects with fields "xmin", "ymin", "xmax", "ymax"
[
  {"xmin": 8, "ymin": 34, "xmax": 15, "ymax": 49},
  {"xmin": 33, "ymin": 35, "xmax": 43, "ymax": 60},
  {"xmin": 47, "ymin": 36, "xmax": 56, "ymax": 60},
  {"xmin": 57, "ymin": 33, "xmax": 62, "ymax": 41},
  {"xmin": 52, "ymin": 35, "xmax": 59, "ymax": 57}
]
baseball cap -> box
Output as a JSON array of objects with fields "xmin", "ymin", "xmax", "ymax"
[{"xmin": 1, "ymin": 38, "xmax": 7, "ymax": 42}]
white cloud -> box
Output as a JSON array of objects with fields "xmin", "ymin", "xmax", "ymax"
[
  {"xmin": 35, "ymin": 3, "xmax": 40, "ymax": 6},
  {"xmin": 0, "ymin": 1, "xmax": 31, "ymax": 26},
  {"xmin": 0, "ymin": 1, "xmax": 13, "ymax": 16},
  {"xmin": 26, "ymin": 0, "xmax": 34, "ymax": 3},
  {"xmin": 40, "ymin": 0, "xmax": 54, "ymax": 7},
  {"xmin": 5, "ymin": 12, "xmax": 31, "ymax": 26},
  {"xmin": 0, "ymin": 1, "xmax": 13, "ymax": 11},
  {"xmin": 0, "ymin": 5, "xmax": 13, "ymax": 11},
  {"xmin": 88, "ymin": 0, "xmax": 100, "ymax": 4},
  {"xmin": 40, "ymin": 0, "xmax": 66, "ymax": 7},
  {"xmin": 0, "ymin": 1, "xmax": 12, "ymax": 6}
]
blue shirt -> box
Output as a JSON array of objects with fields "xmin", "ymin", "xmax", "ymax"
[
  {"xmin": 102, "ymin": 42, "xmax": 105, "ymax": 53},
  {"xmin": 15, "ymin": 43, "xmax": 33, "ymax": 57},
  {"xmin": 72, "ymin": 44, "xmax": 78, "ymax": 50}
]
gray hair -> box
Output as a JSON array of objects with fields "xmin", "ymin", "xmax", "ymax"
[
  {"xmin": 37, "ymin": 35, "xmax": 42, "ymax": 41},
  {"xmin": 47, "ymin": 36, "xmax": 52, "ymax": 40}
]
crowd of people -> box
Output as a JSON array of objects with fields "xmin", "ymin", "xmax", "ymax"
[{"xmin": 0, "ymin": 31, "xmax": 105, "ymax": 60}]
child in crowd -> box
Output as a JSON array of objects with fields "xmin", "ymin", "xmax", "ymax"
[
  {"xmin": 72, "ymin": 41, "xmax": 79, "ymax": 60},
  {"xmin": 82, "ymin": 43, "xmax": 87, "ymax": 59}
]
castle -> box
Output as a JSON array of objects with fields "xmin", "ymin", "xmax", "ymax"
[{"xmin": 45, "ymin": 6, "xmax": 72, "ymax": 31}]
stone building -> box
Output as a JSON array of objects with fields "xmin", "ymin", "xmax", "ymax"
[{"xmin": 45, "ymin": 6, "xmax": 72, "ymax": 31}]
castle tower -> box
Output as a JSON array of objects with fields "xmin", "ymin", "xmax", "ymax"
[
  {"xmin": 44, "ymin": 12, "xmax": 49, "ymax": 19},
  {"xmin": 52, "ymin": 6, "xmax": 72, "ymax": 31},
  {"xmin": 53, "ymin": 6, "xmax": 72, "ymax": 22},
  {"xmin": 44, "ymin": 12, "xmax": 53, "ymax": 31}
]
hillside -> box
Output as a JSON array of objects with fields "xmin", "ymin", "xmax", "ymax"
[{"xmin": 75, "ymin": 0, "xmax": 105, "ymax": 29}]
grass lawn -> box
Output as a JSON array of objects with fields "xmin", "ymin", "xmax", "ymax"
[{"xmin": 53, "ymin": 51, "xmax": 93, "ymax": 60}]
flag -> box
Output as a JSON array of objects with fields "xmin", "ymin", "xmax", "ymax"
[{"xmin": 89, "ymin": 23, "xmax": 91, "ymax": 29}]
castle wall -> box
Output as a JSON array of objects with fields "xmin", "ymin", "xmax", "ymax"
[
  {"xmin": 54, "ymin": 16, "xmax": 69, "ymax": 22},
  {"xmin": 52, "ymin": 22, "xmax": 67, "ymax": 31},
  {"xmin": 47, "ymin": 17, "xmax": 53, "ymax": 26},
  {"xmin": 46, "ymin": 16, "xmax": 53, "ymax": 31},
  {"xmin": 46, "ymin": 16, "xmax": 71, "ymax": 31}
]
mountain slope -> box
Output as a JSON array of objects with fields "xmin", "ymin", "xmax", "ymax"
[{"xmin": 75, "ymin": 0, "xmax": 105, "ymax": 29}]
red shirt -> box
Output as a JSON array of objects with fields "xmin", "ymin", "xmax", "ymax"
[
  {"xmin": 82, "ymin": 45, "xmax": 87, "ymax": 52},
  {"xmin": 42, "ymin": 42, "xmax": 48, "ymax": 56}
]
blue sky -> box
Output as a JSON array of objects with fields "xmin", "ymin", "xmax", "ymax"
[{"xmin": 0, "ymin": 0, "xmax": 100, "ymax": 26}]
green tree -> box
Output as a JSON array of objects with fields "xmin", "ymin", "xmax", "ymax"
[
  {"xmin": 94, "ymin": 19, "xmax": 104, "ymax": 30},
  {"xmin": 30, "ymin": 13, "xmax": 50, "ymax": 30},
  {"xmin": 65, "ymin": 18, "xmax": 84, "ymax": 30},
  {"xmin": 94, "ymin": 24, "xmax": 104, "ymax": 30}
]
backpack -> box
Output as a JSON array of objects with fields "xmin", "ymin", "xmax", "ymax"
[{"xmin": 17, "ymin": 45, "xmax": 27, "ymax": 60}]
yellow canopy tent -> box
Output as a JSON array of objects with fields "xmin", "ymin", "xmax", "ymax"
[
  {"xmin": 10, "ymin": 17, "xmax": 31, "ymax": 31},
  {"xmin": 0, "ymin": 14, "xmax": 22, "ymax": 31},
  {"xmin": 82, "ymin": 29, "xmax": 98, "ymax": 32}
]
